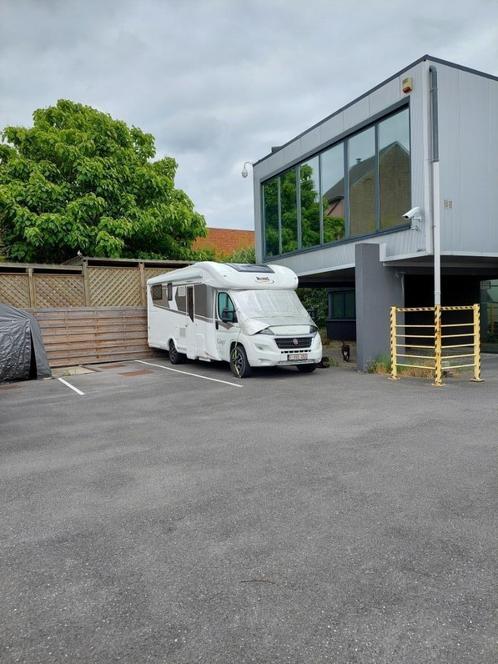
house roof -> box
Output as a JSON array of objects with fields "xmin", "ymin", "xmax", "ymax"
[
  {"xmin": 193, "ymin": 228, "xmax": 255, "ymax": 257},
  {"xmin": 324, "ymin": 141, "xmax": 408, "ymax": 201}
]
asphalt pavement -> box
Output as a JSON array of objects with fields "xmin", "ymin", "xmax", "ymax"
[{"xmin": 1, "ymin": 355, "xmax": 497, "ymax": 663}]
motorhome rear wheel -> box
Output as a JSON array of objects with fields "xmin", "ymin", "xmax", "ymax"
[{"xmin": 168, "ymin": 339, "xmax": 185, "ymax": 364}]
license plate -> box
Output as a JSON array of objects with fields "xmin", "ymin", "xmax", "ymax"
[{"xmin": 288, "ymin": 353, "xmax": 308, "ymax": 361}]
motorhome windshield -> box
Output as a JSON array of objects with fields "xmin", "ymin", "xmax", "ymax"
[{"xmin": 233, "ymin": 289, "xmax": 308, "ymax": 320}]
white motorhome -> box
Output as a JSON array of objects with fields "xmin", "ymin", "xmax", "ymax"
[{"xmin": 147, "ymin": 262, "xmax": 322, "ymax": 377}]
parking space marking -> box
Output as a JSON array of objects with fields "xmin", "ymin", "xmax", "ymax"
[
  {"xmin": 57, "ymin": 377, "xmax": 85, "ymax": 396},
  {"xmin": 135, "ymin": 360, "xmax": 243, "ymax": 388}
]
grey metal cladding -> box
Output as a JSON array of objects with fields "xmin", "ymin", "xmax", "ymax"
[
  {"xmin": 194, "ymin": 284, "xmax": 213, "ymax": 318},
  {"xmin": 254, "ymin": 55, "xmax": 498, "ymax": 168}
]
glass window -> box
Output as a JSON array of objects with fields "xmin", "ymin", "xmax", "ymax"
[
  {"xmin": 330, "ymin": 290, "xmax": 356, "ymax": 319},
  {"xmin": 331, "ymin": 293, "xmax": 345, "ymax": 319},
  {"xmin": 379, "ymin": 108, "xmax": 411, "ymax": 229},
  {"xmin": 320, "ymin": 143, "xmax": 345, "ymax": 243},
  {"xmin": 348, "ymin": 127, "xmax": 376, "ymax": 237},
  {"xmin": 344, "ymin": 291, "xmax": 355, "ymax": 318},
  {"xmin": 151, "ymin": 284, "xmax": 162, "ymax": 301},
  {"xmin": 217, "ymin": 292, "xmax": 237, "ymax": 322},
  {"xmin": 280, "ymin": 167, "xmax": 298, "ymax": 253},
  {"xmin": 299, "ymin": 157, "xmax": 320, "ymax": 249},
  {"xmin": 167, "ymin": 283, "xmax": 173, "ymax": 301},
  {"xmin": 232, "ymin": 289, "xmax": 308, "ymax": 320},
  {"xmin": 263, "ymin": 178, "xmax": 279, "ymax": 256},
  {"xmin": 261, "ymin": 106, "xmax": 411, "ymax": 257}
]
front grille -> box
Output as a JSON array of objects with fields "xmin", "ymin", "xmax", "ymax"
[{"xmin": 275, "ymin": 336, "xmax": 312, "ymax": 350}]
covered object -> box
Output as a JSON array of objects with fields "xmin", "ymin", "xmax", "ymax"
[{"xmin": 0, "ymin": 304, "xmax": 51, "ymax": 382}]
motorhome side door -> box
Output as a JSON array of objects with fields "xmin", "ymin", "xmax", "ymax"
[
  {"xmin": 185, "ymin": 286, "xmax": 197, "ymax": 358},
  {"xmin": 215, "ymin": 291, "xmax": 238, "ymax": 362}
]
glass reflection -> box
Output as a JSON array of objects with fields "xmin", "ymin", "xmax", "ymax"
[
  {"xmin": 320, "ymin": 143, "xmax": 345, "ymax": 243},
  {"xmin": 280, "ymin": 167, "xmax": 298, "ymax": 253},
  {"xmin": 300, "ymin": 157, "xmax": 320, "ymax": 248},
  {"xmin": 379, "ymin": 108, "xmax": 411, "ymax": 229},
  {"xmin": 263, "ymin": 178, "xmax": 279, "ymax": 256},
  {"xmin": 348, "ymin": 127, "xmax": 376, "ymax": 237}
]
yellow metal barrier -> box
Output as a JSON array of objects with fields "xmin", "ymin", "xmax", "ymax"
[{"xmin": 389, "ymin": 304, "xmax": 483, "ymax": 386}]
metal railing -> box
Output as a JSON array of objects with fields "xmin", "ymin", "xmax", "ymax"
[{"xmin": 390, "ymin": 304, "xmax": 482, "ymax": 387}]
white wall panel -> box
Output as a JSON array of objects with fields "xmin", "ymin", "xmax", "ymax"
[
  {"xmin": 438, "ymin": 64, "xmax": 498, "ymax": 253},
  {"xmin": 342, "ymin": 96, "xmax": 371, "ymax": 133}
]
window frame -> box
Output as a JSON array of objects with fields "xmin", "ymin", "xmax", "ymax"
[
  {"xmin": 261, "ymin": 101, "xmax": 411, "ymax": 260},
  {"xmin": 217, "ymin": 291, "xmax": 237, "ymax": 323}
]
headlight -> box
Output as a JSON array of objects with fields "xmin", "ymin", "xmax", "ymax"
[
  {"xmin": 257, "ymin": 327, "xmax": 274, "ymax": 335},
  {"xmin": 309, "ymin": 325, "xmax": 318, "ymax": 335}
]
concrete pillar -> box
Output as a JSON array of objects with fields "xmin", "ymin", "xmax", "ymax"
[{"xmin": 355, "ymin": 243, "xmax": 403, "ymax": 371}]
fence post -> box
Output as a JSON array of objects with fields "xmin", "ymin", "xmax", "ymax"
[
  {"xmin": 82, "ymin": 260, "xmax": 91, "ymax": 306},
  {"xmin": 472, "ymin": 303, "xmax": 483, "ymax": 382},
  {"xmin": 433, "ymin": 304, "xmax": 443, "ymax": 386},
  {"xmin": 139, "ymin": 262, "xmax": 146, "ymax": 306},
  {"xmin": 390, "ymin": 306, "xmax": 399, "ymax": 380},
  {"xmin": 27, "ymin": 268, "xmax": 36, "ymax": 308}
]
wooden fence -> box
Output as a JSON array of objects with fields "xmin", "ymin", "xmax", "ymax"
[
  {"xmin": 0, "ymin": 258, "xmax": 190, "ymax": 368},
  {"xmin": 0, "ymin": 264, "xmax": 171, "ymax": 308},
  {"xmin": 32, "ymin": 307, "xmax": 152, "ymax": 367}
]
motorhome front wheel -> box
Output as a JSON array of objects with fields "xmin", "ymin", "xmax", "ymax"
[{"xmin": 230, "ymin": 345, "xmax": 252, "ymax": 378}]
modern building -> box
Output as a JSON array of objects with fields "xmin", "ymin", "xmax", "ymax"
[{"xmin": 253, "ymin": 55, "xmax": 498, "ymax": 368}]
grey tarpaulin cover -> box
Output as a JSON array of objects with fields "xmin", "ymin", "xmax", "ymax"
[{"xmin": 0, "ymin": 304, "xmax": 51, "ymax": 382}]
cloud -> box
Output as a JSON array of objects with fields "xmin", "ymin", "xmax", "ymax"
[{"xmin": 1, "ymin": 0, "xmax": 497, "ymax": 229}]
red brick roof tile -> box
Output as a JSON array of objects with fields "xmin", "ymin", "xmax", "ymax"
[{"xmin": 193, "ymin": 227, "xmax": 254, "ymax": 257}]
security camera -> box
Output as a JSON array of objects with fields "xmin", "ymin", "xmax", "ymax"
[{"xmin": 403, "ymin": 206, "xmax": 422, "ymax": 220}]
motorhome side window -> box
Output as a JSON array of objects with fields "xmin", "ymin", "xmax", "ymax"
[
  {"xmin": 218, "ymin": 292, "xmax": 237, "ymax": 323},
  {"xmin": 151, "ymin": 285, "xmax": 162, "ymax": 301},
  {"xmin": 167, "ymin": 283, "xmax": 173, "ymax": 301}
]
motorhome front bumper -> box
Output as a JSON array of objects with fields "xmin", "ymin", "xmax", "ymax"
[{"xmin": 246, "ymin": 335, "xmax": 322, "ymax": 367}]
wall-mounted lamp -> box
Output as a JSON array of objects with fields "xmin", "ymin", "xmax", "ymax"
[{"xmin": 241, "ymin": 161, "xmax": 253, "ymax": 178}]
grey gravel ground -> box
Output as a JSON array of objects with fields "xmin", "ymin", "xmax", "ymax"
[{"xmin": 1, "ymin": 355, "xmax": 497, "ymax": 664}]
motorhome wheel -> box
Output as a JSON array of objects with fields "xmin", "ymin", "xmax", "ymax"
[
  {"xmin": 230, "ymin": 344, "xmax": 252, "ymax": 378},
  {"xmin": 169, "ymin": 339, "xmax": 185, "ymax": 364}
]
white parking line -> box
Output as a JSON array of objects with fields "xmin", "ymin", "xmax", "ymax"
[
  {"xmin": 57, "ymin": 377, "xmax": 85, "ymax": 396},
  {"xmin": 135, "ymin": 360, "xmax": 243, "ymax": 388}
]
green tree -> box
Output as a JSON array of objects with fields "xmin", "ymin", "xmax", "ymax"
[
  {"xmin": 296, "ymin": 287, "xmax": 328, "ymax": 328},
  {"xmin": 299, "ymin": 162, "xmax": 320, "ymax": 249},
  {"xmin": 262, "ymin": 178, "xmax": 279, "ymax": 256},
  {"xmin": 227, "ymin": 245, "xmax": 256, "ymax": 263},
  {"xmin": 0, "ymin": 100, "xmax": 206, "ymax": 262}
]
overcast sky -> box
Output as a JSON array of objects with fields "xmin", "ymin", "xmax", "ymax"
[{"xmin": 1, "ymin": 0, "xmax": 497, "ymax": 230}]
